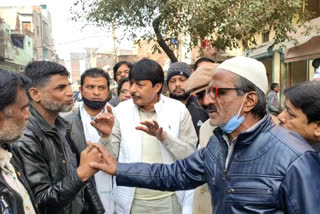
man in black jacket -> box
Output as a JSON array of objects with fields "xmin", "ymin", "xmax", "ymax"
[
  {"xmin": 0, "ymin": 69, "xmax": 38, "ymax": 214},
  {"xmin": 10, "ymin": 61, "xmax": 105, "ymax": 214},
  {"xmin": 166, "ymin": 62, "xmax": 208, "ymax": 144}
]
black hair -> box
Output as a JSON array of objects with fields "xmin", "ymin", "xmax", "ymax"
[
  {"xmin": 312, "ymin": 58, "xmax": 320, "ymax": 69},
  {"xmin": 24, "ymin": 61, "xmax": 69, "ymax": 99},
  {"xmin": 113, "ymin": 61, "xmax": 133, "ymax": 82},
  {"xmin": 81, "ymin": 68, "xmax": 110, "ymax": 89},
  {"xmin": 117, "ymin": 77, "xmax": 129, "ymax": 96},
  {"xmin": 284, "ymin": 81, "xmax": 320, "ymax": 123},
  {"xmin": 129, "ymin": 58, "xmax": 164, "ymax": 95},
  {"xmin": 0, "ymin": 68, "xmax": 31, "ymax": 111},
  {"xmin": 194, "ymin": 57, "xmax": 215, "ymax": 70},
  {"xmin": 234, "ymin": 75, "xmax": 267, "ymax": 119},
  {"xmin": 270, "ymin": 83, "xmax": 279, "ymax": 91}
]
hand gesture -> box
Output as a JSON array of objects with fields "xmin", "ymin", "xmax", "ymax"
[
  {"xmin": 77, "ymin": 142, "xmax": 104, "ymax": 182},
  {"xmin": 89, "ymin": 143, "xmax": 117, "ymax": 175},
  {"xmin": 91, "ymin": 105, "xmax": 114, "ymax": 137},
  {"xmin": 136, "ymin": 120, "xmax": 167, "ymax": 142}
]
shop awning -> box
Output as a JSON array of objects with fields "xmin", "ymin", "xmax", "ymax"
[
  {"xmin": 284, "ymin": 35, "xmax": 320, "ymax": 63},
  {"xmin": 246, "ymin": 43, "xmax": 274, "ymax": 60}
]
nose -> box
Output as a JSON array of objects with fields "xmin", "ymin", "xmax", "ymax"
[
  {"xmin": 93, "ymin": 87, "xmax": 100, "ymax": 95},
  {"xmin": 277, "ymin": 110, "xmax": 287, "ymax": 123},
  {"xmin": 175, "ymin": 80, "xmax": 182, "ymax": 88},
  {"xmin": 66, "ymin": 85, "xmax": 73, "ymax": 97},
  {"xmin": 203, "ymin": 91, "xmax": 215, "ymax": 106},
  {"xmin": 129, "ymin": 83, "xmax": 137, "ymax": 94},
  {"xmin": 125, "ymin": 93, "xmax": 131, "ymax": 99},
  {"xmin": 25, "ymin": 107, "xmax": 30, "ymax": 120}
]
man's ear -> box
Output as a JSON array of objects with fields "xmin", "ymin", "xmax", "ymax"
[
  {"xmin": 313, "ymin": 121, "xmax": 320, "ymax": 140},
  {"xmin": 243, "ymin": 92, "xmax": 258, "ymax": 113},
  {"xmin": 154, "ymin": 83, "xmax": 163, "ymax": 93},
  {"xmin": 79, "ymin": 86, "xmax": 83, "ymax": 95},
  {"xmin": 28, "ymin": 87, "xmax": 41, "ymax": 103}
]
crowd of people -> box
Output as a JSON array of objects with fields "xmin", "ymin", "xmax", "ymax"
[{"xmin": 0, "ymin": 56, "xmax": 320, "ymax": 214}]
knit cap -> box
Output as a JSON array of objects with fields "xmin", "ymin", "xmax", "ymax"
[{"xmin": 166, "ymin": 62, "xmax": 191, "ymax": 85}]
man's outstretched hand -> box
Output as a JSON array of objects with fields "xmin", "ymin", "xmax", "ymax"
[
  {"xmin": 91, "ymin": 105, "xmax": 114, "ymax": 137},
  {"xmin": 89, "ymin": 143, "xmax": 117, "ymax": 176},
  {"xmin": 136, "ymin": 120, "xmax": 167, "ymax": 142},
  {"xmin": 77, "ymin": 142, "xmax": 104, "ymax": 182}
]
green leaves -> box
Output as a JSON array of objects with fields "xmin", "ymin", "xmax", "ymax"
[{"xmin": 72, "ymin": 0, "xmax": 313, "ymax": 60}]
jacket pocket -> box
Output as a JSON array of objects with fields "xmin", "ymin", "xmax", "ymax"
[
  {"xmin": 226, "ymin": 188, "xmax": 272, "ymax": 194},
  {"xmin": 225, "ymin": 187, "xmax": 275, "ymax": 204}
]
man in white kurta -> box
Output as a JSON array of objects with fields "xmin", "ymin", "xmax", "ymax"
[{"xmin": 95, "ymin": 59, "xmax": 198, "ymax": 214}]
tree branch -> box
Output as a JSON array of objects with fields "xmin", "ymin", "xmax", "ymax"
[{"xmin": 153, "ymin": 15, "xmax": 178, "ymax": 62}]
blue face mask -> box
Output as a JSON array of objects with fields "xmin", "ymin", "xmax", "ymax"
[{"xmin": 221, "ymin": 93, "xmax": 248, "ymax": 134}]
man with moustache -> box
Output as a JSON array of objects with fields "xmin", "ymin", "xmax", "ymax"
[
  {"xmin": 167, "ymin": 62, "xmax": 208, "ymax": 141},
  {"xmin": 93, "ymin": 58, "xmax": 197, "ymax": 214},
  {"xmin": 65, "ymin": 68, "xmax": 114, "ymax": 213},
  {"xmin": 184, "ymin": 64, "xmax": 218, "ymax": 214},
  {"xmin": 91, "ymin": 56, "xmax": 320, "ymax": 214},
  {"xmin": 0, "ymin": 69, "xmax": 38, "ymax": 214},
  {"xmin": 278, "ymin": 81, "xmax": 320, "ymax": 152},
  {"xmin": 10, "ymin": 61, "xmax": 105, "ymax": 214}
]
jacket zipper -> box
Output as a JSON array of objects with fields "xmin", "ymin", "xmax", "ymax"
[{"xmin": 227, "ymin": 188, "xmax": 272, "ymax": 194}]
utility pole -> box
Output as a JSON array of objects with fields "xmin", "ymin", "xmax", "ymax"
[{"xmin": 112, "ymin": 22, "xmax": 118, "ymax": 63}]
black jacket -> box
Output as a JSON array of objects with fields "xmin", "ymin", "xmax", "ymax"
[
  {"xmin": 10, "ymin": 106, "xmax": 104, "ymax": 214},
  {"xmin": 186, "ymin": 95, "xmax": 209, "ymax": 144},
  {"xmin": 0, "ymin": 145, "xmax": 39, "ymax": 214}
]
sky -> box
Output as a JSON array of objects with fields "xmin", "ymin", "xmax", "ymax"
[{"xmin": 1, "ymin": 0, "xmax": 133, "ymax": 59}]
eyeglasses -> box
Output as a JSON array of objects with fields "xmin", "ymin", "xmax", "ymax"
[
  {"xmin": 206, "ymin": 87, "xmax": 241, "ymax": 99},
  {"xmin": 120, "ymin": 89, "xmax": 129, "ymax": 94},
  {"xmin": 116, "ymin": 70, "xmax": 129, "ymax": 76}
]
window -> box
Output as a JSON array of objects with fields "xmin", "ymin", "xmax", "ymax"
[
  {"xmin": 22, "ymin": 22, "xmax": 31, "ymax": 32},
  {"xmin": 262, "ymin": 31, "xmax": 270, "ymax": 43}
]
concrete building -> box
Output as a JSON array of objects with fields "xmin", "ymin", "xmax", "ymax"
[
  {"xmin": 246, "ymin": 0, "xmax": 320, "ymax": 106},
  {"xmin": 0, "ymin": 5, "xmax": 54, "ymax": 61},
  {"xmin": 0, "ymin": 18, "xmax": 33, "ymax": 72}
]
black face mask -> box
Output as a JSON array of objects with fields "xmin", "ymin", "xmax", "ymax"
[
  {"xmin": 82, "ymin": 96, "xmax": 108, "ymax": 110},
  {"xmin": 169, "ymin": 92, "xmax": 190, "ymax": 101}
]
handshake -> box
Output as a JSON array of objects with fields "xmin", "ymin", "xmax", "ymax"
[{"xmin": 76, "ymin": 142, "xmax": 117, "ymax": 182}]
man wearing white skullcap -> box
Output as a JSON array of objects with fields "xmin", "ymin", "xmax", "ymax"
[{"xmin": 90, "ymin": 56, "xmax": 320, "ymax": 214}]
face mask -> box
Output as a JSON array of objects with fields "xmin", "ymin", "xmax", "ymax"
[
  {"xmin": 221, "ymin": 93, "xmax": 248, "ymax": 134},
  {"xmin": 82, "ymin": 96, "xmax": 108, "ymax": 110}
]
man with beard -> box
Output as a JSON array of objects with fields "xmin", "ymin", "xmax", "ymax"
[
  {"xmin": 278, "ymin": 81, "xmax": 320, "ymax": 152},
  {"xmin": 90, "ymin": 56, "xmax": 320, "ymax": 214},
  {"xmin": 65, "ymin": 68, "xmax": 114, "ymax": 213},
  {"xmin": 92, "ymin": 58, "xmax": 197, "ymax": 214},
  {"xmin": 10, "ymin": 61, "xmax": 105, "ymax": 214},
  {"xmin": 0, "ymin": 69, "xmax": 38, "ymax": 214},
  {"xmin": 167, "ymin": 62, "xmax": 208, "ymax": 141}
]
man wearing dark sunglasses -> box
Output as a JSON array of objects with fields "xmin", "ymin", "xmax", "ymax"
[{"xmin": 91, "ymin": 56, "xmax": 320, "ymax": 214}]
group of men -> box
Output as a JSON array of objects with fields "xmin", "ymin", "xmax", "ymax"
[{"xmin": 0, "ymin": 55, "xmax": 320, "ymax": 214}]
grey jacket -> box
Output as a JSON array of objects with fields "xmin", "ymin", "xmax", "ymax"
[{"xmin": 64, "ymin": 109, "xmax": 87, "ymax": 154}]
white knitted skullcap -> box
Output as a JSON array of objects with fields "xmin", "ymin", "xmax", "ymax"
[{"xmin": 217, "ymin": 56, "xmax": 268, "ymax": 94}]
